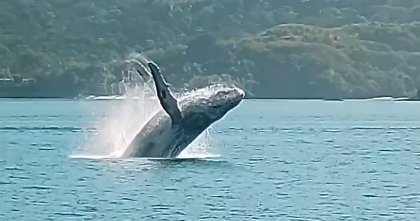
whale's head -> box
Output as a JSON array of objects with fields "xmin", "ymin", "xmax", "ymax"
[
  {"xmin": 180, "ymin": 85, "xmax": 245, "ymax": 123},
  {"xmin": 205, "ymin": 86, "xmax": 245, "ymax": 119}
]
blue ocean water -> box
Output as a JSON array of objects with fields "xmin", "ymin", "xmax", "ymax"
[{"xmin": 1, "ymin": 99, "xmax": 420, "ymax": 220}]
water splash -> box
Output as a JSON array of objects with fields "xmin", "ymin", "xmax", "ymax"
[{"xmin": 71, "ymin": 55, "xmax": 220, "ymax": 160}]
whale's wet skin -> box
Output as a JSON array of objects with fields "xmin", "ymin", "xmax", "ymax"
[{"xmin": 120, "ymin": 56, "xmax": 244, "ymax": 158}]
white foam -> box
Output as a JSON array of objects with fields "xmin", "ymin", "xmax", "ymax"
[{"xmin": 71, "ymin": 54, "xmax": 224, "ymax": 160}]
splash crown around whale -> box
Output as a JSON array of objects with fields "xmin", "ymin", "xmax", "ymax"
[{"xmin": 120, "ymin": 57, "xmax": 244, "ymax": 158}]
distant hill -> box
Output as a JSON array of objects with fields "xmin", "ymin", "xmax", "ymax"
[{"xmin": 1, "ymin": 0, "xmax": 420, "ymax": 98}]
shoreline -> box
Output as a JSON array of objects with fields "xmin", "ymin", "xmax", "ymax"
[{"xmin": 1, "ymin": 95, "xmax": 418, "ymax": 101}]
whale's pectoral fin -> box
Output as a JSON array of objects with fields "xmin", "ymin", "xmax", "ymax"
[{"xmin": 147, "ymin": 62, "xmax": 183, "ymax": 126}]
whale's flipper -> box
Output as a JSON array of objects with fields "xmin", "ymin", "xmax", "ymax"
[{"xmin": 147, "ymin": 61, "xmax": 183, "ymax": 126}]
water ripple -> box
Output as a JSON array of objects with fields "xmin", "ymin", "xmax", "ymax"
[
  {"xmin": 2, "ymin": 100, "xmax": 420, "ymax": 220},
  {"xmin": 0, "ymin": 126, "xmax": 96, "ymax": 132}
]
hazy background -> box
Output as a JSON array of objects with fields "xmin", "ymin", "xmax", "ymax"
[{"xmin": 1, "ymin": 0, "xmax": 420, "ymax": 99}]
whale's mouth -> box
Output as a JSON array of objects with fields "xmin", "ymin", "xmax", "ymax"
[
  {"xmin": 229, "ymin": 88, "xmax": 245, "ymax": 107},
  {"xmin": 236, "ymin": 89, "xmax": 245, "ymax": 100},
  {"xmin": 236, "ymin": 87, "xmax": 245, "ymax": 97}
]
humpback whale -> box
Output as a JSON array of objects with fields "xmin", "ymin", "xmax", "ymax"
[{"xmin": 120, "ymin": 57, "xmax": 244, "ymax": 158}]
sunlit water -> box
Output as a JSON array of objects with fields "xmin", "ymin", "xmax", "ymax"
[{"xmin": 2, "ymin": 99, "xmax": 420, "ymax": 220}]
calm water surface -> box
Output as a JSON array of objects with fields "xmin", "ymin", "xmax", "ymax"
[{"xmin": 1, "ymin": 99, "xmax": 420, "ymax": 220}]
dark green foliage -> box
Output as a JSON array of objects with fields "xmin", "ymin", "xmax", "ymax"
[{"xmin": 1, "ymin": 0, "xmax": 420, "ymax": 98}]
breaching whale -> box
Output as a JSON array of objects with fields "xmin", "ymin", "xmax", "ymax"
[{"xmin": 120, "ymin": 57, "xmax": 244, "ymax": 158}]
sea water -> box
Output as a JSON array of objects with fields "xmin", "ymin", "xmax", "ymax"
[{"xmin": 1, "ymin": 98, "xmax": 420, "ymax": 220}]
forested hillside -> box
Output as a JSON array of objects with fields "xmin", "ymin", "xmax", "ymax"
[{"xmin": 1, "ymin": 0, "xmax": 420, "ymax": 98}]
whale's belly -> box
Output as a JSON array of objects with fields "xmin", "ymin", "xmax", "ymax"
[
  {"xmin": 134, "ymin": 123, "xmax": 183, "ymax": 158},
  {"xmin": 121, "ymin": 111, "xmax": 212, "ymax": 158}
]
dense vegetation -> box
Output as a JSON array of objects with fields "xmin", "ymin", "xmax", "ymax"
[{"xmin": 1, "ymin": 0, "xmax": 420, "ymax": 98}]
